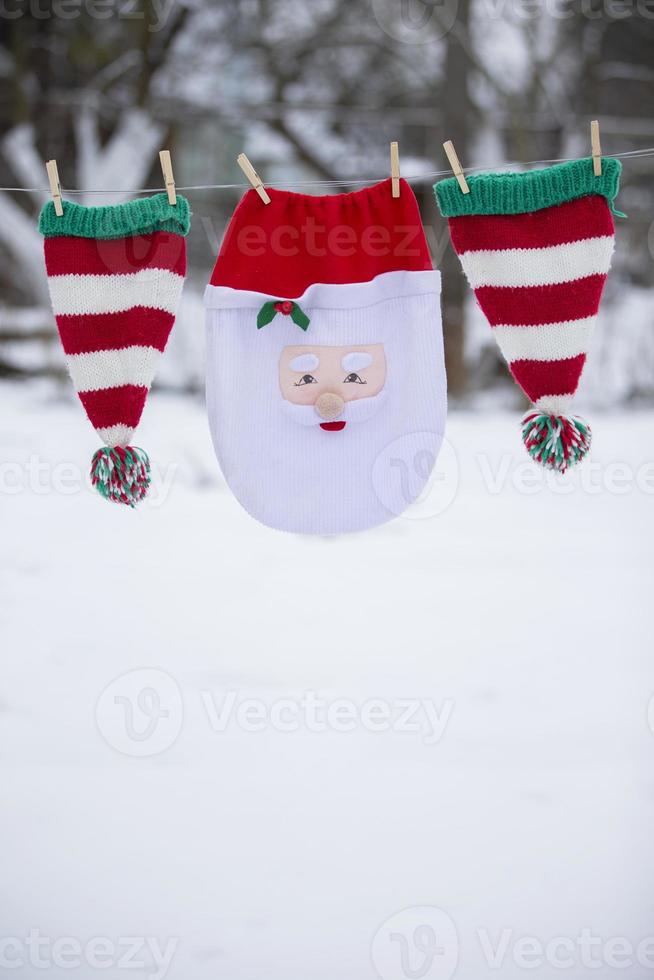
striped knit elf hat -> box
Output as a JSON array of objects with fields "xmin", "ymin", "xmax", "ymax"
[
  {"xmin": 436, "ymin": 158, "xmax": 622, "ymax": 472},
  {"xmin": 39, "ymin": 193, "xmax": 190, "ymax": 505}
]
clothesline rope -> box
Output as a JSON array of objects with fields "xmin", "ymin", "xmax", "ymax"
[{"xmin": 2, "ymin": 146, "xmax": 654, "ymax": 196}]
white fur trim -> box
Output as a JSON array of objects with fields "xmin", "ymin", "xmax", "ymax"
[
  {"xmin": 66, "ymin": 345, "xmax": 162, "ymax": 392},
  {"xmin": 289, "ymin": 353, "xmax": 320, "ymax": 372},
  {"xmin": 459, "ymin": 237, "xmax": 614, "ymax": 289},
  {"xmin": 204, "ymin": 269, "xmax": 441, "ymax": 313},
  {"xmin": 493, "ymin": 317, "xmax": 596, "ymax": 363},
  {"xmin": 342, "ymin": 352, "xmax": 373, "ymax": 372},
  {"xmin": 96, "ymin": 424, "xmax": 135, "ymax": 447},
  {"xmin": 49, "ymin": 269, "xmax": 184, "ymax": 316}
]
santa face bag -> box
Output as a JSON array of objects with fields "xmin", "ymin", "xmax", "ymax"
[{"xmin": 204, "ymin": 179, "xmax": 446, "ymax": 534}]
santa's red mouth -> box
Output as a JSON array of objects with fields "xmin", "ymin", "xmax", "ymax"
[{"xmin": 320, "ymin": 421, "xmax": 347, "ymax": 432}]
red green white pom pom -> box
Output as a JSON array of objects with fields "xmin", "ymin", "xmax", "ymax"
[
  {"xmin": 521, "ymin": 411, "xmax": 592, "ymax": 473},
  {"xmin": 90, "ymin": 446, "xmax": 151, "ymax": 506}
]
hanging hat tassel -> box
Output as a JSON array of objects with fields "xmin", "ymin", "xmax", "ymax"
[
  {"xmin": 521, "ymin": 411, "xmax": 592, "ymax": 474},
  {"xmin": 90, "ymin": 446, "xmax": 151, "ymax": 507}
]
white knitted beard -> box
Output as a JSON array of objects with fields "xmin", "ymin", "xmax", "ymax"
[{"xmin": 204, "ymin": 271, "xmax": 446, "ymax": 534}]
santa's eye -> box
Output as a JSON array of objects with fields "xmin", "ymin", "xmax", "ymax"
[
  {"xmin": 294, "ymin": 374, "xmax": 317, "ymax": 386},
  {"xmin": 343, "ymin": 372, "xmax": 366, "ymax": 384}
]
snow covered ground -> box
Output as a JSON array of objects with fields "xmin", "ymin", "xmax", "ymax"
[{"xmin": 1, "ymin": 381, "xmax": 653, "ymax": 980}]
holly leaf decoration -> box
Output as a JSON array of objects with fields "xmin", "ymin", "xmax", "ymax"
[
  {"xmin": 290, "ymin": 304, "xmax": 310, "ymax": 331},
  {"xmin": 256, "ymin": 299, "xmax": 310, "ymax": 331},
  {"xmin": 256, "ymin": 301, "xmax": 278, "ymax": 329}
]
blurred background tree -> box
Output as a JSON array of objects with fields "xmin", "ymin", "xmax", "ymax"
[{"xmin": 0, "ymin": 0, "xmax": 652, "ymax": 402}]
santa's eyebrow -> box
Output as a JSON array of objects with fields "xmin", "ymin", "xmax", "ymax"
[
  {"xmin": 289, "ymin": 354, "xmax": 319, "ymax": 372},
  {"xmin": 342, "ymin": 352, "xmax": 373, "ymax": 372}
]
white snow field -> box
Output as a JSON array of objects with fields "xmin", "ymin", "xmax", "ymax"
[{"xmin": 1, "ymin": 381, "xmax": 653, "ymax": 980}]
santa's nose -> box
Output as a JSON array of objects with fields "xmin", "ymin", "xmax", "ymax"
[{"xmin": 315, "ymin": 392, "xmax": 344, "ymax": 420}]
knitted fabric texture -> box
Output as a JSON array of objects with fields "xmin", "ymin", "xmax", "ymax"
[
  {"xmin": 39, "ymin": 192, "xmax": 191, "ymax": 239},
  {"xmin": 434, "ymin": 159, "xmax": 622, "ymax": 469},
  {"xmin": 40, "ymin": 194, "xmax": 190, "ymax": 502},
  {"xmin": 204, "ymin": 178, "xmax": 446, "ymax": 534},
  {"xmin": 435, "ymin": 157, "xmax": 623, "ymax": 217}
]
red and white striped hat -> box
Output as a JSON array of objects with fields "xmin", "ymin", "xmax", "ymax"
[
  {"xmin": 40, "ymin": 193, "xmax": 190, "ymax": 505},
  {"xmin": 436, "ymin": 158, "xmax": 622, "ymax": 471}
]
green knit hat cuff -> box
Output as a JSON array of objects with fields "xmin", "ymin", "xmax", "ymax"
[
  {"xmin": 39, "ymin": 192, "xmax": 191, "ymax": 239},
  {"xmin": 435, "ymin": 157, "xmax": 623, "ymax": 218}
]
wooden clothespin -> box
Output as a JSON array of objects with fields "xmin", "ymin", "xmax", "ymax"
[
  {"xmin": 590, "ymin": 120, "xmax": 602, "ymax": 177},
  {"xmin": 237, "ymin": 153, "xmax": 271, "ymax": 205},
  {"xmin": 390, "ymin": 141, "xmax": 401, "ymax": 198},
  {"xmin": 45, "ymin": 160, "xmax": 63, "ymax": 217},
  {"xmin": 443, "ymin": 140, "xmax": 469, "ymax": 195},
  {"xmin": 159, "ymin": 150, "xmax": 177, "ymax": 205}
]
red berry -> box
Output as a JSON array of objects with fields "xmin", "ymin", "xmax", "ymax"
[{"xmin": 281, "ymin": 301, "xmax": 293, "ymax": 315}]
